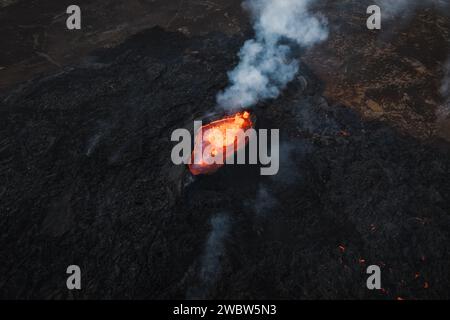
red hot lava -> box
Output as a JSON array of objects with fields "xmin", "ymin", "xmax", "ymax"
[{"xmin": 189, "ymin": 111, "xmax": 253, "ymax": 175}]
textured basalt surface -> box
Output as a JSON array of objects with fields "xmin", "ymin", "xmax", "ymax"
[{"xmin": 1, "ymin": 26, "xmax": 450, "ymax": 299}]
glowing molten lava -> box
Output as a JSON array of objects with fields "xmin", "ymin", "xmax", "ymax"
[{"xmin": 189, "ymin": 111, "xmax": 253, "ymax": 175}]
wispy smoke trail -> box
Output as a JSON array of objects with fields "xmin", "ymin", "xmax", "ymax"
[
  {"xmin": 187, "ymin": 213, "xmax": 231, "ymax": 299},
  {"xmin": 441, "ymin": 58, "xmax": 450, "ymax": 100},
  {"xmin": 374, "ymin": 0, "xmax": 449, "ymax": 18},
  {"xmin": 254, "ymin": 185, "xmax": 277, "ymax": 217},
  {"xmin": 437, "ymin": 57, "xmax": 450, "ymax": 120},
  {"xmin": 216, "ymin": 0, "xmax": 328, "ymax": 109},
  {"xmin": 374, "ymin": 0, "xmax": 413, "ymax": 17}
]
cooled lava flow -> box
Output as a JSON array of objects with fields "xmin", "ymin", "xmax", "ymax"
[{"xmin": 189, "ymin": 111, "xmax": 253, "ymax": 175}]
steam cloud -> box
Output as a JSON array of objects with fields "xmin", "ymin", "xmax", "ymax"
[{"xmin": 216, "ymin": 0, "xmax": 328, "ymax": 109}]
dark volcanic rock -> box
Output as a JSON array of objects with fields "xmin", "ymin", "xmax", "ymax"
[{"xmin": 1, "ymin": 27, "xmax": 450, "ymax": 299}]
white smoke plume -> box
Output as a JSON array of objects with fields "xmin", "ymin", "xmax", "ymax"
[{"xmin": 216, "ymin": 0, "xmax": 328, "ymax": 109}]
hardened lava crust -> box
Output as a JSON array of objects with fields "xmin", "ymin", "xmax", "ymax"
[{"xmin": 0, "ymin": 0, "xmax": 449, "ymax": 299}]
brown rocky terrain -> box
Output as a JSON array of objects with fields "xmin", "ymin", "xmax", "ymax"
[{"xmin": 1, "ymin": 0, "xmax": 449, "ymax": 140}]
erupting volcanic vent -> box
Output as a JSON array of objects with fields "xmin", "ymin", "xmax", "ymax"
[{"xmin": 189, "ymin": 111, "xmax": 253, "ymax": 175}]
